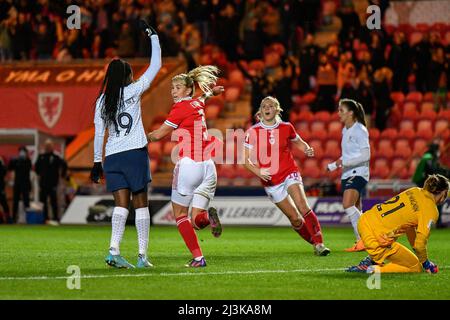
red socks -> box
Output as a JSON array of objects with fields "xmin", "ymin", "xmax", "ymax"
[
  {"xmin": 192, "ymin": 210, "xmax": 210, "ymax": 230},
  {"xmin": 303, "ymin": 210, "xmax": 323, "ymax": 244},
  {"xmin": 176, "ymin": 215, "xmax": 203, "ymax": 258},
  {"xmin": 293, "ymin": 221, "xmax": 314, "ymax": 244}
]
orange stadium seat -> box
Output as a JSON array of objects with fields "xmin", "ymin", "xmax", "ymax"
[
  {"xmin": 302, "ymin": 158, "xmax": 321, "ymax": 179},
  {"xmin": 372, "ymin": 158, "xmax": 390, "ymax": 179},
  {"xmin": 435, "ymin": 119, "xmax": 449, "ymax": 135},
  {"xmin": 324, "ymin": 139, "xmax": 341, "ymax": 154},
  {"xmin": 377, "ymin": 139, "xmax": 394, "ymax": 159}
]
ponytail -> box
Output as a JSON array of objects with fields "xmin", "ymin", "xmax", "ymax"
[
  {"xmin": 339, "ymin": 98, "xmax": 367, "ymax": 127},
  {"xmin": 424, "ymin": 174, "xmax": 450, "ymax": 195},
  {"xmin": 172, "ymin": 65, "xmax": 219, "ymax": 96}
]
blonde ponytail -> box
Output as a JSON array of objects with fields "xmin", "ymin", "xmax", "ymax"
[{"xmin": 172, "ymin": 65, "xmax": 219, "ymax": 96}]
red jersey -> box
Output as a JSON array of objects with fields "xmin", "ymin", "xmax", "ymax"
[
  {"xmin": 164, "ymin": 97, "xmax": 211, "ymax": 161},
  {"xmin": 244, "ymin": 121, "xmax": 300, "ymax": 187}
]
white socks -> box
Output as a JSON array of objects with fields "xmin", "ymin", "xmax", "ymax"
[
  {"xmin": 345, "ymin": 206, "xmax": 362, "ymax": 240},
  {"xmin": 135, "ymin": 207, "xmax": 150, "ymax": 256},
  {"xmin": 109, "ymin": 206, "xmax": 129, "ymax": 255}
]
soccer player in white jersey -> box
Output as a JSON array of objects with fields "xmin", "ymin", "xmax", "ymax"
[
  {"xmin": 327, "ymin": 99, "xmax": 370, "ymax": 252},
  {"xmin": 90, "ymin": 22, "xmax": 161, "ymax": 269},
  {"xmin": 147, "ymin": 66, "xmax": 224, "ymax": 267}
]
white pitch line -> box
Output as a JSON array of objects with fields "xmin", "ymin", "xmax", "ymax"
[{"xmin": 0, "ymin": 266, "xmax": 448, "ymax": 281}]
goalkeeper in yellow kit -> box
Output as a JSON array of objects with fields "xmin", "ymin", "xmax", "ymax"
[{"xmin": 346, "ymin": 174, "xmax": 449, "ymax": 274}]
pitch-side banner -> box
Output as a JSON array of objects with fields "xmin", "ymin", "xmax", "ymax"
[{"xmin": 62, "ymin": 195, "xmax": 450, "ymax": 226}]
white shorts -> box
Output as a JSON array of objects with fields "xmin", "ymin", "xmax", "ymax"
[
  {"xmin": 171, "ymin": 157, "xmax": 217, "ymax": 210},
  {"xmin": 264, "ymin": 172, "xmax": 303, "ymax": 204}
]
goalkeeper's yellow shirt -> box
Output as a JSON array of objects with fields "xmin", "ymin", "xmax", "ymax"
[{"xmin": 360, "ymin": 187, "xmax": 438, "ymax": 263}]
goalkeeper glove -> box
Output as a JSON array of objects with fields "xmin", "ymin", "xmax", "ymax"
[
  {"xmin": 139, "ymin": 19, "xmax": 157, "ymax": 37},
  {"xmin": 422, "ymin": 260, "xmax": 439, "ymax": 274},
  {"xmin": 90, "ymin": 162, "xmax": 104, "ymax": 183}
]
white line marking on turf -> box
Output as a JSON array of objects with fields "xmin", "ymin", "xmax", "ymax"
[{"xmin": 0, "ymin": 266, "xmax": 449, "ymax": 281}]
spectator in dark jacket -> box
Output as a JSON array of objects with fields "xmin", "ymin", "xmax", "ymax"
[
  {"xmin": 8, "ymin": 146, "xmax": 32, "ymax": 223},
  {"xmin": 0, "ymin": 156, "xmax": 11, "ymax": 223},
  {"xmin": 35, "ymin": 140, "xmax": 67, "ymax": 224}
]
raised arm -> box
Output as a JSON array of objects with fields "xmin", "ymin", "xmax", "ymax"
[{"xmin": 139, "ymin": 20, "xmax": 162, "ymax": 84}]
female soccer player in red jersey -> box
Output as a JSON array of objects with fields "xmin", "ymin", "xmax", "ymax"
[
  {"xmin": 147, "ymin": 65, "xmax": 224, "ymax": 267},
  {"xmin": 243, "ymin": 96, "xmax": 331, "ymax": 256}
]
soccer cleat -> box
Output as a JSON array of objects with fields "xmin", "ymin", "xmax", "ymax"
[
  {"xmin": 344, "ymin": 239, "xmax": 366, "ymax": 252},
  {"xmin": 185, "ymin": 257, "xmax": 207, "ymax": 268},
  {"xmin": 136, "ymin": 254, "xmax": 154, "ymax": 268},
  {"xmin": 208, "ymin": 207, "xmax": 222, "ymax": 238},
  {"xmin": 105, "ymin": 254, "xmax": 135, "ymax": 269},
  {"xmin": 358, "ymin": 255, "xmax": 375, "ymax": 267},
  {"xmin": 345, "ymin": 264, "xmax": 370, "ymax": 273},
  {"xmin": 314, "ymin": 243, "xmax": 331, "ymax": 256}
]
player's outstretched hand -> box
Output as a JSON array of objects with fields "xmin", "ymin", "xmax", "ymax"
[
  {"xmin": 422, "ymin": 260, "xmax": 439, "ymax": 274},
  {"xmin": 304, "ymin": 146, "xmax": 314, "ymax": 157},
  {"xmin": 139, "ymin": 19, "xmax": 157, "ymax": 37},
  {"xmin": 258, "ymin": 168, "xmax": 272, "ymax": 182},
  {"xmin": 212, "ymin": 86, "xmax": 225, "ymax": 96},
  {"xmin": 90, "ymin": 162, "xmax": 104, "ymax": 184}
]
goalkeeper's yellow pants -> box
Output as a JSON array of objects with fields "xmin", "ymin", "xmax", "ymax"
[{"xmin": 358, "ymin": 217, "xmax": 422, "ymax": 273}]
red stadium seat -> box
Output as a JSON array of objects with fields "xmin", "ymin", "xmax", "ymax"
[
  {"xmin": 328, "ymin": 120, "xmax": 343, "ymax": 133},
  {"xmin": 422, "ymin": 92, "xmax": 434, "ymax": 102},
  {"xmin": 327, "ymin": 129, "xmax": 342, "ymax": 142},
  {"xmin": 302, "ymin": 158, "xmax": 321, "ymax": 179},
  {"xmin": 308, "ymin": 140, "xmax": 324, "ymax": 159},
  {"xmin": 377, "ymin": 139, "xmax": 394, "ymax": 159},
  {"xmin": 310, "ymin": 126, "xmax": 328, "ymax": 141},
  {"xmin": 403, "ymin": 109, "xmax": 420, "ymax": 122},
  {"xmin": 205, "ymin": 104, "xmax": 221, "ymax": 120},
  {"xmin": 330, "ymin": 112, "xmax": 340, "ymax": 122},
  {"xmin": 310, "ymin": 121, "xmax": 327, "ymax": 132},
  {"xmin": 390, "ymin": 92, "xmax": 405, "ymax": 105},
  {"xmin": 390, "ymin": 158, "xmax": 408, "ymax": 178},
  {"xmin": 150, "ymin": 159, "xmax": 159, "ymax": 174},
  {"xmin": 297, "ymin": 110, "xmax": 314, "ymax": 122},
  {"xmin": 435, "ymin": 119, "xmax": 449, "ymax": 135},
  {"xmin": 394, "ymin": 141, "xmax": 412, "ymax": 159},
  {"xmin": 294, "ymin": 121, "xmax": 309, "ymax": 134},
  {"xmin": 397, "ymin": 128, "xmax": 416, "ymax": 141},
  {"xmin": 368, "ymin": 128, "xmax": 380, "ymax": 141},
  {"xmin": 405, "ymin": 91, "xmax": 423, "ymax": 104},
  {"xmin": 289, "ymin": 110, "xmax": 300, "ymax": 123},
  {"xmin": 412, "ymin": 139, "xmax": 428, "ymax": 156},
  {"xmin": 163, "ymin": 141, "xmax": 177, "ymax": 157},
  {"xmin": 420, "ymin": 109, "xmax": 437, "ymax": 122},
  {"xmin": 380, "ymin": 128, "xmax": 398, "ymax": 141},
  {"xmin": 420, "ymin": 101, "xmax": 435, "ymax": 113},
  {"xmin": 416, "ymin": 119, "xmax": 433, "ymax": 134},
  {"xmin": 314, "ymin": 111, "xmax": 331, "ymax": 123},
  {"xmin": 399, "ymin": 119, "xmax": 415, "ymax": 131},
  {"xmin": 148, "ymin": 141, "xmax": 162, "ymax": 159},
  {"xmin": 416, "ymin": 128, "xmax": 434, "ymax": 140},
  {"xmin": 403, "ymin": 101, "xmax": 418, "ymax": 113},
  {"xmin": 224, "ymin": 86, "xmax": 241, "ymax": 102}
]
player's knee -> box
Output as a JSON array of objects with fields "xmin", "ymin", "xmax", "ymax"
[{"xmin": 289, "ymin": 215, "xmax": 303, "ymax": 228}]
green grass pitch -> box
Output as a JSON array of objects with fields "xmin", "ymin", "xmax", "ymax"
[{"xmin": 0, "ymin": 225, "xmax": 449, "ymax": 300}]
